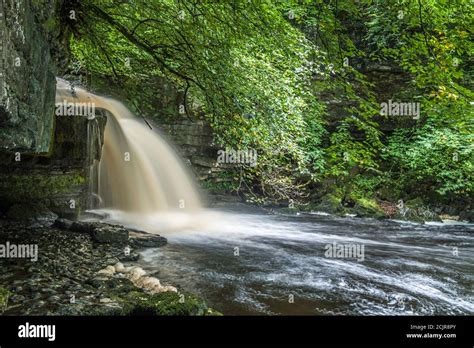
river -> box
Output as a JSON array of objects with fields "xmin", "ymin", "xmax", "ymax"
[{"xmin": 135, "ymin": 209, "xmax": 474, "ymax": 315}]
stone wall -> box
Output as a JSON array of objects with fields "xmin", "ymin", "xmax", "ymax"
[{"xmin": 159, "ymin": 119, "xmax": 219, "ymax": 181}]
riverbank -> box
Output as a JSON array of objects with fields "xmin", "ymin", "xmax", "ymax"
[
  {"xmin": 0, "ymin": 214, "xmax": 220, "ymax": 316},
  {"xmin": 207, "ymin": 192, "xmax": 474, "ymax": 224}
]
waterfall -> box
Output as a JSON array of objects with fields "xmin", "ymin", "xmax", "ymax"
[{"xmin": 55, "ymin": 78, "xmax": 203, "ymax": 231}]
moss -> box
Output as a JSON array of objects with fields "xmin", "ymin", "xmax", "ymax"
[
  {"xmin": 205, "ymin": 307, "xmax": 223, "ymax": 316},
  {"xmin": 313, "ymin": 193, "xmax": 345, "ymax": 215},
  {"xmin": 0, "ymin": 287, "xmax": 10, "ymax": 313},
  {"xmin": 0, "ymin": 172, "xmax": 86, "ymax": 205},
  {"xmin": 352, "ymin": 197, "xmax": 386, "ymax": 219},
  {"xmin": 87, "ymin": 291, "xmax": 222, "ymax": 316},
  {"xmin": 119, "ymin": 291, "xmax": 211, "ymax": 316},
  {"xmin": 405, "ymin": 198, "xmax": 424, "ymax": 209}
]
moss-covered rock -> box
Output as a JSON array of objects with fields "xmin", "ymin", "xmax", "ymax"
[
  {"xmin": 352, "ymin": 197, "xmax": 386, "ymax": 219},
  {"xmin": 0, "ymin": 172, "xmax": 86, "ymax": 203},
  {"xmin": 120, "ymin": 291, "xmax": 212, "ymax": 316},
  {"xmin": 87, "ymin": 291, "xmax": 222, "ymax": 316},
  {"xmin": 0, "ymin": 172, "xmax": 87, "ymax": 218},
  {"xmin": 313, "ymin": 193, "xmax": 345, "ymax": 215},
  {"xmin": 0, "ymin": 287, "xmax": 10, "ymax": 313}
]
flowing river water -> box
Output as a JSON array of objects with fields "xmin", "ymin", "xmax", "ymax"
[
  {"xmin": 134, "ymin": 209, "xmax": 474, "ymax": 315},
  {"xmin": 59, "ymin": 78, "xmax": 473, "ymax": 316}
]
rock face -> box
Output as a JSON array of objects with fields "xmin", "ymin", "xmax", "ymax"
[
  {"xmin": 159, "ymin": 120, "xmax": 218, "ymax": 181},
  {"xmin": 0, "ymin": 1, "xmax": 104, "ymax": 219},
  {"xmin": 0, "ymin": 0, "xmax": 58, "ymax": 153},
  {"xmin": 0, "ymin": 113, "xmax": 107, "ymax": 218}
]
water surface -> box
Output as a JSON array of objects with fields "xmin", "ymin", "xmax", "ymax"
[{"xmin": 136, "ymin": 210, "xmax": 474, "ymax": 315}]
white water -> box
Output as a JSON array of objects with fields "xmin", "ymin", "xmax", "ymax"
[
  {"xmin": 56, "ymin": 78, "xmax": 204, "ymax": 232},
  {"xmin": 56, "ymin": 79, "xmax": 474, "ymax": 315},
  {"xmin": 137, "ymin": 211, "xmax": 474, "ymax": 315}
]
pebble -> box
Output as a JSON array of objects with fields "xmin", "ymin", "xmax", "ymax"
[{"xmin": 0, "ymin": 218, "xmax": 176, "ymax": 315}]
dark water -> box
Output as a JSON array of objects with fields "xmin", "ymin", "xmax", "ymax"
[{"xmin": 136, "ymin": 210, "xmax": 474, "ymax": 315}]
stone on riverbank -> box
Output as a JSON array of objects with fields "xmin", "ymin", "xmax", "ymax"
[
  {"xmin": 313, "ymin": 193, "xmax": 346, "ymax": 215},
  {"xmin": 352, "ymin": 198, "xmax": 385, "ymax": 219},
  {"xmin": 7, "ymin": 203, "xmax": 58, "ymax": 226},
  {"xmin": 129, "ymin": 230, "xmax": 167, "ymax": 248},
  {"xmin": 393, "ymin": 198, "xmax": 442, "ymax": 223},
  {"xmin": 459, "ymin": 209, "xmax": 474, "ymax": 222},
  {"xmin": 0, "ymin": 218, "xmax": 215, "ymax": 316},
  {"xmin": 70, "ymin": 221, "xmax": 129, "ymax": 244}
]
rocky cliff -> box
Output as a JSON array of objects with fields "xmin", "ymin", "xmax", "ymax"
[
  {"xmin": 0, "ymin": 1, "xmax": 108, "ymax": 218},
  {"xmin": 0, "ymin": 0, "xmax": 59, "ymax": 153}
]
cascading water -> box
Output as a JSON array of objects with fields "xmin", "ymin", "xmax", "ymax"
[
  {"xmin": 56, "ymin": 78, "xmax": 203, "ymax": 232},
  {"xmin": 55, "ymin": 78, "xmax": 474, "ymax": 316}
]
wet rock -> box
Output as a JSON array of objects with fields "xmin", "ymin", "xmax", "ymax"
[
  {"xmin": 70, "ymin": 221, "xmax": 129, "ymax": 244},
  {"xmin": 118, "ymin": 252, "xmax": 140, "ymax": 262},
  {"xmin": 86, "ymin": 277, "xmax": 109, "ymax": 289},
  {"xmin": 129, "ymin": 231, "xmax": 167, "ymax": 248},
  {"xmin": 53, "ymin": 218, "xmax": 74, "ymax": 230},
  {"xmin": 99, "ymin": 297, "xmax": 114, "ymax": 304},
  {"xmin": 48, "ymin": 295, "xmax": 61, "ymax": 303},
  {"xmin": 97, "ymin": 266, "xmax": 116, "ymax": 277},
  {"xmin": 10, "ymin": 294, "xmax": 26, "ymax": 303},
  {"xmin": 33, "ymin": 300, "xmax": 46, "ymax": 308}
]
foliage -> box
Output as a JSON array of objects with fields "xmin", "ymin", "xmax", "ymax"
[
  {"xmin": 385, "ymin": 125, "xmax": 474, "ymax": 197},
  {"xmin": 63, "ymin": 0, "xmax": 473, "ymax": 204}
]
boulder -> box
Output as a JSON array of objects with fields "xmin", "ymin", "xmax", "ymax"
[
  {"xmin": 129, "ymin": 231, "xmax": 167, "ymax": 248},
  {"xmin": 313, "ymin": 194, "xmax": 345, "ymax": 215},
  {"xmin": 70, "ymin": 221, "xmax": 129, "ymax": 244},
  {"xmin": 352, "ymin": 198, "xmax": 386, "ymax": 219},
  {"xmin": 53, "ymin": 218, "xmax": 74, "ymax": 230}
]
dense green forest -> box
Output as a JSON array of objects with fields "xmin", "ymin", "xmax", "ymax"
[{"xmin": 62, "ymin": 0, "xmax": 473, "ymax": 211}]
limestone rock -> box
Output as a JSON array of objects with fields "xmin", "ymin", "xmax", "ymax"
[{"xmin": 70, "ymin": 221, "xmax": 129, "ymax": 244}]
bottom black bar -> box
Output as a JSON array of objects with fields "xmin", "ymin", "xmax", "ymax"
[{"xmin": 0, "ymin": 316, "xmax": 472, "ymax": 346}]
